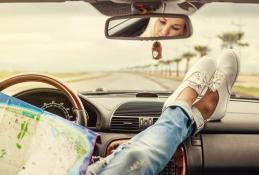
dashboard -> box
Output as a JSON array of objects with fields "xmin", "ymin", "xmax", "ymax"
[
  {"xmin": 14, "ymin": 88, "xmax": 98, "ymax": 128},
  {"xmin": 14, "ymin": 88, "xmax": 259, "ymax": 175}
]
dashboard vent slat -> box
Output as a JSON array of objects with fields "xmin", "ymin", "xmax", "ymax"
[
  {"xmin": 111, "ymin": 102, "xmax": 164, "ymax": 132},
  {"xmin": 111, "ymin": 117, "xmax": 139, "ymax": 132},
  {"xmin": 153, "ymin": 117, "xmax": 159, "ymax": 124},
  {"xmin": 114, "ymin": 101, "xmax": 163, "ymax": 116}
]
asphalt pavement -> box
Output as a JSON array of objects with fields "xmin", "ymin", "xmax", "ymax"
[
  {"xmin": 70, "ymin": 72, "xmax": 181, "ymax": 92},
  {"xmin": 3, "ymin": 72, "xmax": 181, "ymax": 95}
]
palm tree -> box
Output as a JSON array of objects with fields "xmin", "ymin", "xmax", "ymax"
[
  {"xmin": 167, "ymin": 59, "xmax": 175, "ymax": 76},
  {"xmin": 194, "ymin": 45, "xmax": 210, "ymax": 58},
  {"xmin": 158, "ymin": 60, "xmax": 166, "ymax": 75},
  {"xmin": 153, "ymin": 63, "xmax": 159, "ymax": 74},
  {"xmin": 163, "ymin": 60, "xmax": 173, "ymax": 76},
  {"xmin": 181, "ymin": 52, "xmax": 196, "ymax": 74},
  {"xmin": 217, "ymin": 31, "xmax": 249, "ymax": 49},
  {"xmin": 174, "ymin": 58, "xmax": 182, "ymax": 77}
]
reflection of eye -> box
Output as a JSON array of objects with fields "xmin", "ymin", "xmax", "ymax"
[
  {"xmin": 171, "ymin": 26, "xmax": 181, "ymax": 31},
  {"xmin": 159, "ymin": 18, "xmax": 166, "ymax": 25}
]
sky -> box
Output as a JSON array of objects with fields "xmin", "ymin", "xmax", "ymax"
[{"xmin": 0, "ymin": 2, "xmax": 259, "ymax": 74}]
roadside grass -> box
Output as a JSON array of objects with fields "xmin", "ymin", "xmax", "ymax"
[
  {"xmin": 141, "ymin": 72, "xmax": 259, "ymax": 98},
  {"xmin": 0, "ymin": 70, "xmax": 111, "ymax": 83},
  {"xmin": 48, "ymin": 72, "xmax": 89, "ymax": 78},
  {"xmin": 0, "ymin": 71, "xmax": 21, "ymax": 79},
  {"xmin": 2, "ymin": 70, "xmax": 259, "ymax": 98},
  {"xmin": 162, "ymin": 75, "xmax": 259, "ymax": 98},
  {"xmin": 233, "ymin": 85, "xmax": 259, "ymax": 97}
]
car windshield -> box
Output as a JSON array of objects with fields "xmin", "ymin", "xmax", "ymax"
[{"xmin": 1, "ymin": 2, "xmax": 259, "ymax": 98}]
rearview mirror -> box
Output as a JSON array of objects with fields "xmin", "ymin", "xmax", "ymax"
[{"xmin": 105, "ymin": 14, "xmax": 193, "ymax": 40}]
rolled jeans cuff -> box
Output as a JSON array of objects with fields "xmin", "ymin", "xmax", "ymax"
[
  {"xmin": 191, "ymin": 106, "xmax": 205, "ymax": 134},
  {"xmin": 162, "ymin": 100, "xmax": 205, "ymax": 134}
]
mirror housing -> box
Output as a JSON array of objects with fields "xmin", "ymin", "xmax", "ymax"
[{"xmin": 105, "ymin": 13, "xmax": 193, "ymax": 40}]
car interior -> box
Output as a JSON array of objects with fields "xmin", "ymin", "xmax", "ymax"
[{"xmin": 1, "ymin": 0, "xmax": 259, "ymax": 175}]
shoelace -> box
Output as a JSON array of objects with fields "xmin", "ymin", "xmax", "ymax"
[
  {"xmin": 209, "ymin": 70, "xmax": 225, "ymax": 92},
  {"xmin": 186, "ymin": 72, "xmax": 210, "ymax": 94}
]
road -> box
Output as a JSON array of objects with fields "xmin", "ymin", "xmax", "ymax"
[
  {"xmin": 70, "ymin": 72, "xmax": 181, "ymax": 92},
  {"xmin": 3, "ymin": 72, "xmax": 181, "ymax": 95},
  {"xmin": 2, "ymin": 71, "xmax": 259, "ymax": 102}
]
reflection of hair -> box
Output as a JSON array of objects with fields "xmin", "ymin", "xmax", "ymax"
[
  {"xmin": 140, "ymin": 18, "xmax": 157, "ymax": 37},
  {"xmin": 183, "ymin": 24, "xmax": 187, "ymax": 34},
  {"xmin": 140, "ymin": 18, "xmax": 187, "ymax": 37}
]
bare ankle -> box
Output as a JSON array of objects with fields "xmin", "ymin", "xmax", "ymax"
[
  {"xmin": 193, "ymin": 90, "xmax": 219, "ymax": 120},
  {"xmin": 176, "ymin": 87, "xmax": 198, "ymax": 107}
]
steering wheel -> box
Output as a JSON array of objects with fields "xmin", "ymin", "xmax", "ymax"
[{"xmin": 0, "ymin": 73, "xmax": 88, "ymax": 126}]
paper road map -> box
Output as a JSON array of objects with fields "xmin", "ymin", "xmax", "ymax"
[{"xmin": 0, "ymin": 92, "xmax": 98, "ymax": 175}]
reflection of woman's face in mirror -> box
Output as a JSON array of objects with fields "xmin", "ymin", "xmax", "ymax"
[{"xmin": 154, "ymin": 17, "xmax": 186, "ymax": 37}]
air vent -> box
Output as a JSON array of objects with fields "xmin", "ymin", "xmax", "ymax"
[
  {"xmin": 111, "ymin": 117, "xmax": 139, "ymax": 132},
  {"xmin": 153, "ymin": 117, "xmax": 159, "ymax": 124},
  {"xmin": 114, "ymin": 101, "xmax": 163, "ymax": 116},
  {"xmin": 159, "ymin": 159, "xmax": 176, "ymax": 175}
]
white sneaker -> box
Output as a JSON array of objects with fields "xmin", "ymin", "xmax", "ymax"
[
  {"xmin": 207, "ymin": 49, "xmax": 240, "ymax": 121},
  {"xmin": 163, "ymin": 58, "xmax": 216, "ymax": 111},
  {"xmin": 163, "ymin": 58, "xmax": 217, "ymax": 131}
]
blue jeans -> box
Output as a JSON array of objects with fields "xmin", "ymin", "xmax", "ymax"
[{"xmin": 87, "ymin": 106, "xmax": 194, "ymax": 175}]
